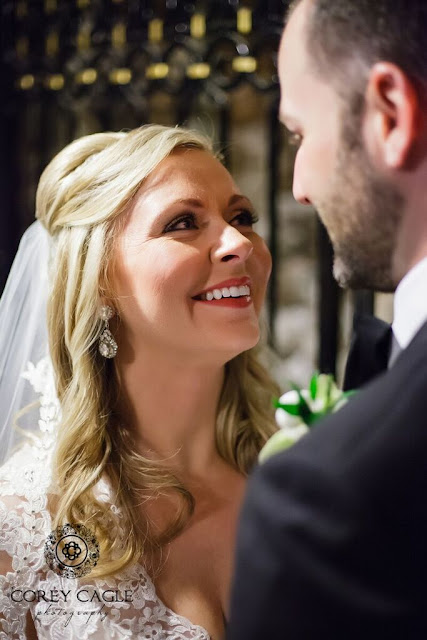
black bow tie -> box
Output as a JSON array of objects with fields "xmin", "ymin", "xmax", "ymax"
[{"xmin": 343, "ymin": 313, "xmax": 393, "ymax": 391}]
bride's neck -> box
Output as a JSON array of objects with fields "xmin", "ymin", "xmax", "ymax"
[{"xmin": 113, "ymin": 348, "xmax": 226, "ymax": 476}]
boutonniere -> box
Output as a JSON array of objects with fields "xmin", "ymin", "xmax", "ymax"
[{"xmin": 259, "ymin": 373, "xmax": 356, "ymax": 463}]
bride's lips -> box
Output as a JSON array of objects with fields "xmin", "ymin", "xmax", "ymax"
[
  {"xmin": 192, "ymin": 277, "xmax": 253, "ymax": 308},
  {"xmin": 196, "ymin": 296, "xmax": 252, "ymax": 308}
]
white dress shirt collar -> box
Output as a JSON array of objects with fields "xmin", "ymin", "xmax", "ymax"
[{"xmin": 392, "ymin": 256, "xmax": 427, "ymax": 350}]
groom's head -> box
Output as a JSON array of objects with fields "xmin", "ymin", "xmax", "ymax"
[{"xmin": 279, "ymin": 0, "xmax": 427, "ymax": 291}]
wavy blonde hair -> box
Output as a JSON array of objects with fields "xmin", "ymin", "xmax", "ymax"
[{"xmin": 35, "ymin": 124, "xmax": 279, "ymax": 577}]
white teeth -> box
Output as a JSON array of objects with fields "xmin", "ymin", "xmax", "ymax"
[{"xmin": 200, "ymin": 284, "xmax": 251, "ymax": 301}]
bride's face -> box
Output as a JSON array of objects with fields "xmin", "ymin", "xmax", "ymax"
[{"xmin": 110, "ymin": 148, "xmax": 271, "ymax": 364}]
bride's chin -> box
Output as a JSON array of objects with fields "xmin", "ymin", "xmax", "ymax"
[{"xmin": 219, "ymin": 330, "xmax": 261, "ymax": 360}]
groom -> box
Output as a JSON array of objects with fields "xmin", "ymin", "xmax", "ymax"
[{"xmin": 227, "ymin": 0, "xmax": 427, "ymax": 638}]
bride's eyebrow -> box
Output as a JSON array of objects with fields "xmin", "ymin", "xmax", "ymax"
[
  {"xmin": 228, "ymin": 194, "xmax": 253, "ymax": 208},
  {"xmin": 165, "ymin": 198, "xmax": 205, "ymax": 208},
  {"xmin": 165, "ymin": 195, "xmax": 253, "ymax": 208}
]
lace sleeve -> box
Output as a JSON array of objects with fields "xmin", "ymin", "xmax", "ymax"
[{"xmin": 0, "ymin": 448, "xmax": 53, "ymax": 639}]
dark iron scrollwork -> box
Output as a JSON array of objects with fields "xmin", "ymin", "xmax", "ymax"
[
  {"xmin": 2, "ymin": 1, "xmax": 286, "ymax": 114},
  {"xmin": 1, "ymin": 0, "xmax": 345, "ymax": 374}
]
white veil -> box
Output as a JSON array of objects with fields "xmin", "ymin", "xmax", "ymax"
[{"xmin": 0, "ymin": 221, "xmax": 57, "ymax": 465}]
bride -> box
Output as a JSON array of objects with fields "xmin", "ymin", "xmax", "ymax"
[{"xmin": 0, "ymin": 124, "xmax": 279, "ymax": 639}]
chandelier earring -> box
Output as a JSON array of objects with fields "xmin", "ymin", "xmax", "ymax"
[{"xmin": 98, "ymin": 305, "xmax": 118, "ymax": 359}]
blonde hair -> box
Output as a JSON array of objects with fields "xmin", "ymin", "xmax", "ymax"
[{"xmin": 35, "ymin": 124, "xmax": 279, "ymax": 577}]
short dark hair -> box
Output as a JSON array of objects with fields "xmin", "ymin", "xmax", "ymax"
[{"xmin": 289, "ymin": 0, "xmax": 427, "ymax": 97}]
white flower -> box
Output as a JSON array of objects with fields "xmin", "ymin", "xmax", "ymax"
[
  {"xmin": 260, "ymin": 373, "xmax": 355, "ymax": 463},
  {"xmin": 275, "ymin": 390, "xmax": 308, "ymax": 429}
]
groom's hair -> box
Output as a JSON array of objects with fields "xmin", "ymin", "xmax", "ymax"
[{"xmin": 288, "ymin": 0, "xmax": 427, "ymax": 103}]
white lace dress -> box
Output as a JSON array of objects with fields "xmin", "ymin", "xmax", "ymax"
[{"xmin": 0, "ymin": 360, "xmax": 211, "ymax": 640}]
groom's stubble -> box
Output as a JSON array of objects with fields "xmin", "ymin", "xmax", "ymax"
[{"xmin": 317, "ymin": 95, "xmax": 406, "ymax": 293}]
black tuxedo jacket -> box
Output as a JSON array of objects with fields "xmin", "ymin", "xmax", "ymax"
[
  {"xmin": 343, "ymin": 312, "xmax": 392, "ymax": 391},
  {"xmin": 227, "ymin": 321, "xmax": 427, "ymax": 639}
]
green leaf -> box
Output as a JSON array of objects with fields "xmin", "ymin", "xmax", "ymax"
[
  {"xmin": 309, "ymin": 372, "xmax": 319, "ymax": 400},
  {"xmin": 275, "ymin": 387, "xmax": 313, "ymax": 423},
  {"xmin": 274, "ymin": 401, "xmax": 301, "ymax": 417},
  {"xmin": 298, "ymin": 397, "xmax": 312, "ymax": 423},
  {"xmin": 306, "ymin": 410, "xmax": 327, "ymax": 426},
  {"xmin": 294, "ymin": 388, "xmax": 312, "ymax": 423}
]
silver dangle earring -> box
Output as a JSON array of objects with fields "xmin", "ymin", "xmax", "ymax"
[{"xmin": 98, "ymin": 305, "xmax": 118, "ymax": 359}]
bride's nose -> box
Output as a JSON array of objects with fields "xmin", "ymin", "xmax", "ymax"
[{"xmin": 210, "ymin": 223, "xmax": 254, "ymax": 264}]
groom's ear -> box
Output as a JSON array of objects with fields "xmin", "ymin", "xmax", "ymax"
[{"xmin": 364, "ymin": 62, "xmax": 422, "ymax": 170}]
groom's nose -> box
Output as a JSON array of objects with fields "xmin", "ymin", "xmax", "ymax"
[{"xmin": 293, "ymin": 173, "xmax": 312, "ymax": 206}]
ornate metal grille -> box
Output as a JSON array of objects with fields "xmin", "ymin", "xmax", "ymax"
[{"xmin": 1, "ymin": 0, "xmax": 353, "ymax": 378}]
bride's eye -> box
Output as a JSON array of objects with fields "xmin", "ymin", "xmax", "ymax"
[
  {"xmin": 163, "ymin": 213, "xmax": 198, "ymax": 232},
  {"xmin": 230, "ymin": 209, "xmax": 259, "ymax": 228}
]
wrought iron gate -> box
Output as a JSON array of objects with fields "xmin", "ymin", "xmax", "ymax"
[{"xmin": 1, "ymin": 0, "xmax": 362, "ymax": 379}]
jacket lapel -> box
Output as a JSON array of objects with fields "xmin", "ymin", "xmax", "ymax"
[{"xmin": 343, "ymin": 312, "xmax": 392, "ymax": 391}]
